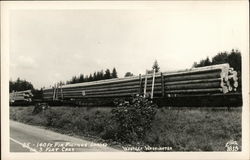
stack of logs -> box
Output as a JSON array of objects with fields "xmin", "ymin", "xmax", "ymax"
[
  {"xmin": 43, "ymin": 63, "xmax": 239, "ymax": 101},
  {"xmin": 9, "ymin": 90, "xmax": 33, "ymax": 103}
]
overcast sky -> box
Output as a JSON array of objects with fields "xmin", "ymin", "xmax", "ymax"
[{"xmin": 9, "ymin": 2, "xmax": 248, "ymax": 89}]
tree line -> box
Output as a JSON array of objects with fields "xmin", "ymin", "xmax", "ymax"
[
  {"xmin": 9, "ymin": 78, "xmax": 34, "ymax": 93},
  {"xmin": 65, "ymin": 60, "xmax": 160, "ymax": 84},
  {"xmin": 193, "ymin": 49, "xmax": 241, "ymax": 73},
  {"xmin": 66, "ymin": 68, "xmax": 118, "ymax": 84}
]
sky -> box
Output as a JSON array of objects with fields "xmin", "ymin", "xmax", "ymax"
[{"xmin": 9, "ymin": 1, "xmax": 248, "ymax": 89}]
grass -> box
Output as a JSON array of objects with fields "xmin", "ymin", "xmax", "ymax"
[
  {"xmin": 9, "ymin": 106, "xmax": 241, "ymax": 151},
  {"xmin": 144, "ymin": 108, "xmax": 241, "ymax": 151}
]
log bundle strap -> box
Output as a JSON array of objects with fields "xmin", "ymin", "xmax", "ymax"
[{"xmin": 42, "ymin": 63, "xmax": 239, "ymax": 101}]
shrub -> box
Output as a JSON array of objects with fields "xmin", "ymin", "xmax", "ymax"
[
  {"xmin": 110, "ymin": 95, "xmax": 158, "ymax": 144},
  {"xmin": 44, "ymin": 109, "xmax": 61, "ymax": 126}
]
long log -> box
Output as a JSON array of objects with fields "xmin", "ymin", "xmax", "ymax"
[
  {"xmin": 165, "ymin": 88, "xmax": 224, "ymax": 94},
  {"xmin": 165, "ymin": 81, "xmax": 223, "ymax": 90},
  {"xmin": 63, "ymin": 91, "xmax": 163, "ymax": 99},
  {"xmin": 62, "ymin": 85, "xmax": 162, "ymax": 95},
  {"xmin": 61, "ymin": 81, "xmax": 141, "ymax": 91},
  {"xmin": 43, "ymin": 63, "xmax": 230, "ymax": 90},
  {"xmin": 62, "ymin": 92, "xmax": 136, "ymax": 98},
  {"xmin": 164, "ymin": 78, "xmax": 223, "ymax": 85},
  {"xmin": 61, "ymin": 76, "xmax": 140, "ymax": 89},
  {"xmin": 43, "ymin": 63, "xmax": 229, "ymax": 91},
  {"xmin": 62, "ymin": 88, "xmax": 138, "ymax": 95},
  {"xmin": 137, "ymin": 63, "xmax": 229, "ymax": 80},
  {"xmin": 42, "ymin": 63, "xmax": 233, "ymax": 98},
  {"xmin": 62, "ymin": 88, "xmax": 162, "ymax": 96},
  {"xmin": 141, "ymin": 78, "xmax": 162, "ymax": 85},
  {"xmin": 65, "ymin": 88, "xmax": 140, "ymax": 96},
  {"xmin": 62, "ymin": 85, "xmax": 140, "ymax": 93},
  {"xmin": 162, "ymin": 64, "xmax": 229, "ymax": 77},
  {"xmin": 191, "ymin": 63, "xmax": 229, "ymax": 71},
  {"xmin": 164, "ymin": 71, "xmax": 222, "ymax": 82}
]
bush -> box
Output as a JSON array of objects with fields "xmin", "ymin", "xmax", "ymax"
[{"xmin": 110, "ymin": 95, "xmax": 158, "ymax": 144}]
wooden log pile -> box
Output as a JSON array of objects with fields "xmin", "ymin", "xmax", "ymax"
[
  {"xmin": 42, "ymin": 63, "xmax": 239, "ymax": 101},
  {"xmin": 9, "ymin": 90, "xmax": 33, "ymax": 103},
  {"xmin": 163, "ymin": 63, "xmax": 232, "ymax": 96}
]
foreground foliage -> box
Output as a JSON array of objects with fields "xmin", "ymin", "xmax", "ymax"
[
  {"xmin": 10, "ymin": 104, "xmax": 241, "ymax": 151},
  {"xmin": 110, "ymin": 96, "xmax": 157, "ymax": 143}
]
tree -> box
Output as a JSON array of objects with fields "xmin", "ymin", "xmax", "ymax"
[
  {"xmin": 9, "ymin": 78, "xmax": 34, "ymax": 92},
  {"xmin": 85, "ymin": 75, "xmax": 89, "ymax": 82},
  {"xmin": 99, "ymin": 70, "xmax": 104, "ymax": 80},
  {"xmin": 79, "ymin": 74, "xmax": 84, "ymax": 82},
  {"xmin": 71, "ymin": 76, "xmax": 77, "ymax": 84},
  {"xmin": 192, "ymin": 62, "xmax": 198, "ymax": 68},
  {"xmin": 227, "ymin": 49, "xmax": 241, "ymax": 72},
  {"xmin": 124, "ymin": 72, "xmax": 134, "ymax": 77},
  {"xmin": 200, "ymin": 57, "xmax": 211, "ymax": 67},
  {"xmin": 104, "ymin": 69, "xmax": 111, "ymax": 79},
  {"xmin": 193, "ymin": 49, "xmax": 241, "ymax": 72},
  {"xmin": 58, "ymin": 81, "xmax": 65, "ymax": 85},
  {"xmin": 89, "ymin": 74, "xmax": 93, "ymax": 81},
  {"xmin": 211, "ymin": 52, "xmax": 228, "ymax": 65},
  {"xmin": 65, "ymin": 68, "xmax": 118, "ymax": 84},
  {"xmin": 66, "ymin": 81, "xmax": 71, "ymax": 84},
  {"xmin": 111, "ymin": 68, "xmax": 118, "ymax": 78},
  {"xmin": 96, "ymin": 71, "xmax": 101, "ymax": 80},
  {"xmin": 93, "ymin": 72, "xmax": 97, "ymax": 81},
  {"xmin": 152, "ymin": 60, "xmax": 160, "ymax": 73}
]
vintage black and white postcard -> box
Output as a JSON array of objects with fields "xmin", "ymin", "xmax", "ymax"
[{"xmin": 1, "ymin": 1, "xmax": 249, "ymax": 160}]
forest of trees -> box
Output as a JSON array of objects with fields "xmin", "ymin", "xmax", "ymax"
[
  {"xmin": 9, "ymin": 78, "xmax": 34, "ymax": 93},
  {"xmin": 66, "ymin": 67, "xmax": 118, "ymax": 84},
  {"xmin": 193, "ymin": 49, "xmax": 241, "ymax": 73}
]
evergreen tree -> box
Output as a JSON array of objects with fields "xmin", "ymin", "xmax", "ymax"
[
  {"xmin": 104, "ymin": 69, "xmax": 111, "ymax": 79},
  {"xmin": 65, "ymin": 68, "xmax": 118, "ymax": 84},
  {"xmin": 89, "ymin": 74, "xmax": 93, "ymax": 81},
  {"xmin": 152, "ymin": 60, "xmax": 160, "ymax": 73},
  {"xmin": 58, "ymin": 81, "xmax": 65, "ymax": 85},
  {"xmin": 93, "ymin": 72, "xmax": 97, "ymax": 81},
  {"xmin": 211, "ymin": 52, "xmax": 228, "ymax": 65},
  {"xmin": 100, "ymin": 70, "xmax": 104, "ymax": 79},
  {"xmin": 96, "ymin": 71, "xmax": 101, "ymax": 80},
  {"xmin": 9, "ymin": 78, "xmax": 34, "ymax": 92},
  {"xmin": 85, "ymin": 75, "xmax": 89, "ymax": 82},
  {"xmin": 202, "ymin": 57, "xmax": 211, "ymax": 67},
  {"xmin": 79, "ymin": 74, "xmax": 84, "ymax": 82},
  {"xmin": 193, "ymin": 49, "xmax": 241, "ymax": 72},
  {"xmin": 228, "ymin": 49, "xmax": 241, "ymax": 72},
  {"xmin": 111, "ymin": 68, "xmax": 118, "ymax": 78},
  {"xmin": 124, "ymin": 72, "xmax": 134, "ymax": 77},
  {"xmin": 71, "ymin": 76, "xmax": 77, "ymax": 84}
]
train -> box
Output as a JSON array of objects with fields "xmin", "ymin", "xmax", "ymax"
[{"xmin": 10, "ymin": 63, "xmax": 242, "ymax": 107}]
